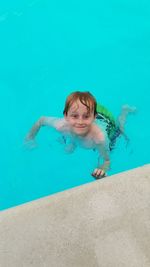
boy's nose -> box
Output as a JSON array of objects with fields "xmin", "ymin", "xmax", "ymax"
[
  {"xmin": 77, "ymin": 118, "xmax": 83, "ymax": 124},
  {"xmin": 78, "ymin": 118, "xmax": 83, "ymax": 123}
]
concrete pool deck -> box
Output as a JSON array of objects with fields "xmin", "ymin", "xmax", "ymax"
[{"xmin": 0, "ymin": 164, "xmax": 150, "ymax": 267}]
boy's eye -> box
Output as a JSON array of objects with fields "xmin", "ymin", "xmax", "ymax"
[
  {"xmin": 83, "ymin": 115, "xmax": 90, "ymax": 119},
  {"xmin": 71, "ymin": 114, "xmax": 78, "ymax": 118}
]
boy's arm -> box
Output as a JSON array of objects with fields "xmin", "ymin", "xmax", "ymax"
[
  {"xmin": 25, "ymin": 116, "xmax": 64, "ymax": 141},
  {"xmin": 92, "ymin": 141, "xmax": 110, "ymax": 179}
]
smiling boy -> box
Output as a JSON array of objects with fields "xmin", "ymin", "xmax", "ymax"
[{"xmin": 25, "ymin": 91, "xmax": 135, "ymax": 179}]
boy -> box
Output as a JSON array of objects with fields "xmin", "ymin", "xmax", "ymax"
[{"xmin": 25, "ymin": 91, "xmax": 136, "ymax": 179}]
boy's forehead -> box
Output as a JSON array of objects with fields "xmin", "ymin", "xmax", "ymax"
[
  {"xmin": 70, "ymin": 102, "xmax": 81, "ymax": 110},
  {"xmin": 69, "ymin": 100, "xmax": 93, "ymax": 113}
]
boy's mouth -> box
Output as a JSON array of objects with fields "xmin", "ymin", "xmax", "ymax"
[
  {"xmin": 74, "ymin": 124, "xmax": 87, "ymax": 128},
  {"xmin": 74, "ymin": 126, "xmax": 87, "ymax": 130},
  {"xmin": 76, "ymin": 126, "xmax": 85, "ymax": 128}
]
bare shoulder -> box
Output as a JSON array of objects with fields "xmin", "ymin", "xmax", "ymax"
[
  {"xmin": 40, "ymin": 117, "xmax": 68, "ymax": 131},
  {"xmin": 92, "ymin": 123, "xmax": 105, "ymax": 144},
  {"xmin": 55, "ymin": 118, "xmax": 70, "ymax": 132}
]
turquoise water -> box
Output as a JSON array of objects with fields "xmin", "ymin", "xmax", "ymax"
[{"xmin": 0, "ymin": 0, "xmax": 150, "ymax": 210}]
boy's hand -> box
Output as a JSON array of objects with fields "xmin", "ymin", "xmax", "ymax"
[
  {"xmin": 24, "ymin": 138, "xmax": 37, "ymax": 150},
  {"xmin": 91, "ymin": 168, "xmax": 106, "ymax": 179}
]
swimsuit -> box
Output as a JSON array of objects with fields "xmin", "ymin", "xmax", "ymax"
[{"xmin": 96, "ymin": 103, "xmax": 121, "ymax": 151}]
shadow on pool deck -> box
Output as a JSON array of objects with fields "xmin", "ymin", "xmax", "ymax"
[{"xmin": 0, "ymin": 164, "xmax": 150, "ymax": 267}]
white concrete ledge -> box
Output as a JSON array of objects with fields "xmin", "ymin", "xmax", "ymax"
[{"xmin": 0, "ymin": 164, "xmax": 150, "ymax": 267}]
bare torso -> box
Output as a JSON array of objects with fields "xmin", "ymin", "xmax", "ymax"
[{"xmin": 56, "ymin": 119, "xmax": 105, "ymax": 150}]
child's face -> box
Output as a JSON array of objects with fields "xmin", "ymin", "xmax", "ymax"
[{"xmin": 65, "ymin": 100, "xmax": 96, "ymax": 136}]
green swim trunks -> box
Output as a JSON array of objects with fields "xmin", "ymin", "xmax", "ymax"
[{"xmin": 96, "ymin": 103, "xmax": 121, "ymax": 151}]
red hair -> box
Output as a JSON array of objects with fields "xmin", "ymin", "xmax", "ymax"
[{"xmin": 63, "ymin": 91, "xmax": 97, "ymax": 115}]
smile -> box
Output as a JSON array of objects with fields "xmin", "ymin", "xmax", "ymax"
[{"xmin": 75, "ymin": 126, "xmax": 86, "ymax": 128}]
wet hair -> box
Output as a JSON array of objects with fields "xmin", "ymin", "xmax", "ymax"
[{"xmin": 63, "ymin": 91, "xmax": 97, "ymax": 116}]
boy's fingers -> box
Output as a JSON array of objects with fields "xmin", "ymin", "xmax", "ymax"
[
  {"xmin": 23, "ymin": 139, "xmax": 37, "ymax": 150},
  {"xmin": 92, "ymin": 168, "xmax": 105, "ymax": 178}
]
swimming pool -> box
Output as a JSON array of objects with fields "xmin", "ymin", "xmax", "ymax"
[{"xmin": 0, "ymin": 0, "xmax": 150, "ymax": 210}]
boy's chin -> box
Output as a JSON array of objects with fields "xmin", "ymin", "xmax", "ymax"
[{"xmin": 73, "ymin": 128, "xmax": 88, "ymax": 136}]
